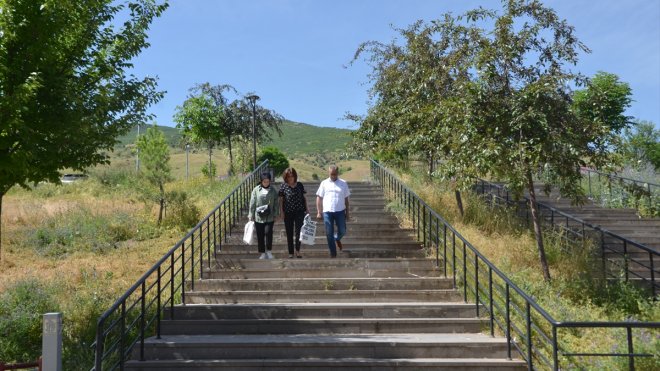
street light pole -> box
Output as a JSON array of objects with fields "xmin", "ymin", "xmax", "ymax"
[{"xmin": 246, "ymin": 94, "xmax": 260, "ymax": 170}]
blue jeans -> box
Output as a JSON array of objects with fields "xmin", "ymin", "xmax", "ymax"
[{"xmin": 323, "ymin": 211, "xmax": 346, "ymax": 257}]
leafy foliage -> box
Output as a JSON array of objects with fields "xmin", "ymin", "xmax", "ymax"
[
  {"xmin": 350, "ymin": 0, "xmax": 634, "ymax": 281},
  {"xmin": 258, "ymin": 146, "xmax": 290, "ymax": 175},
  {"xmin": 173, "ymin": 89, "xmax": 225, "ymax": 177},
  {"xmin": 0, "ymin": 279, "xmax": 59, "ymax": 362},
  {"xmin": 620, "ymin": 120, "xmax": 660, "ymax": 170},
  {"xmin": 137, "ymin": 124, "xmax": 173, "ymax": 224},
  {"xmin": 0, "ymin": 0, "xmax": 167, "ymax": 193}
]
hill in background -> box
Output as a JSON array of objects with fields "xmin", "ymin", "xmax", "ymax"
[
  {"xmin": 117, "ymin": 125, "xmax": 182, "ymax": 147},
  {"xmin": 117, "ymin": 120, "xmax": 353, "ymax": 157},
  {"xmin": 263, "ymin": 120, "xmax": 352, "ymax": 156}
]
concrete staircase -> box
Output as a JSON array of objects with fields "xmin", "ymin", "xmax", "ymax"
[
  {"xmin": 535, "ymin": 191, "xmax": 660, "ymax": 289},
  {"xmin": 482, "ymin": 182, "xmax": 659, "ymax": 285},
  {"xmin": 127, "ymin": 182, "xmax": 526, "ymax": 370}
]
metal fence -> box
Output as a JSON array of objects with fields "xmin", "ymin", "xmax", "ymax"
[
  {"xmin": 91, "ymin": 161, "xmax": 268, "ymax": 370},
  {"xmin": 474, "ymin": 179, "xmax": 658, "ymax": 299},
  {"xmin": 370, "ymin": 159, "xmax": 659, "ymax": 371},
  {"xmin": 581, "ymin": 168, "xmax": 659, "ymax": 214}
]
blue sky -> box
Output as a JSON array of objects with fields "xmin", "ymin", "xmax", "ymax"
[{"xmin": 131, "ymin": 0, "xmax": 660, "ymax": 129}]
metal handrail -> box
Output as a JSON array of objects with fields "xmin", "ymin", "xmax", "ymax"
[
  {"xmin": 475, "ymin": 179, "xmax": 659, "ymax": 298},
  {"xmin": 370, "ymin": 159, "xmax": 660, "ymax": 371},
  {"xmin": 91, "ymin": 161, "xmax": 269, "ymax": 370},
  {"xmin": 580, "ymin": 167, "xmax": 659, "ymax": 210}
]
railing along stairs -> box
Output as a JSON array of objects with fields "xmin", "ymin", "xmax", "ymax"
[
  {"xmin": 370, "ymin": 160, "xmax": 659, "ymax": 371},
  {"xmin": 91, "ymin": 161, "xmax": 269, "ymax": 370}
]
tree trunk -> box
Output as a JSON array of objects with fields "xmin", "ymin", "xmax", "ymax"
[
  {"xmin": 455, "ymin": 190, "xmax": 464, "ymax": 217},
  {"xmin": 208, "ymin": 144, "xmax": 213, "ymax": 179},
  {"xmin": 527, "ymin": 171, "xmax": 551, "ymax": 281},
  {"xmin": 158, "ymin": 183, "xmax": 164, "ymax": 225},
  {"xmin": 428, "ymin": 151, "xmax": 434, "ymax": 178},
  {"xmin": 227, "ymin": 134, "xmax": 234, "ymax": 176}
]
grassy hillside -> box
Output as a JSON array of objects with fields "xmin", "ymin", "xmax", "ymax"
[
  {"xmin": 116, "ymin": 120, "xmax": 353, "ymax": 159},
  {"xmin": 263, "ymin": 120, "xmax": 353, "ymax": 157},
  {"xmin": 117, "ymin": 125, "xmax": 182, "ymax": 147}
]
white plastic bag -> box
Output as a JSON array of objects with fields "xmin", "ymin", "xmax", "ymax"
[
  {"xmin": 299, "ymin": 214, "xmax": 316, "ymax": 245},
  {"xmin": 243, "ymin": 221, "xmax": 255, "ymax": 245}
]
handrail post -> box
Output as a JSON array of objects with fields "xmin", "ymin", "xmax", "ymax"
[
  {"xmin": 463, "ymin": 241, "xmax": 467, "ymax": 302},
  {"xmin": 140, "ymin": 281, "xmax": 146, "ymax": 361},
  {"xmin": 526, "ymin": 302, "xmax": 532, "ymax": 370},
  {"xmin": 650, "ymin": 251, "xmax": 656, "ymax": 299},
  {"xmin": 120, "ymin": 301, "xmax": 126, "ymax": 371},
  {"xmin": 435, "ymin": 218, "xmax": 440, "ymax": 268},
  {"xmin": 157, "ymin": 266, "xmax": 161, "ymax": 339},
  {"xmin": 506, "ymin": 283, "xmax": 511, "ymax": 359},
  {"xmin": 552, "ymin": 325, "xmax": 558, "ymax": 370},
  {"xmin": 627, "ymin": 327, "xmax": 635, "ymax": 371},
  {"xmin": 181, "ymin": 242, "xmax": 186, "ymax": 305},
  {"xmin": 423, "ymin": 208, "xmax": 427, "ymax": 247},
  {"xmin": 443, "ymin": 224, "xmax": 447, "ymax": 278},
  {"xmin": 489, "ymin": 267, "xmax": 494, "ymax": 336},
  {"xmin": 95, "ymin": 320, "xmax": 104, "ymax": 370},
  {"xmin": 623, "ymin": 240, "xmax": 629, "ymax": 282},
  {"xmin": 475, "ymin": 253, "xmax": 479, "ymax": 316},
  {"xmin": 452, "ymin": 233, "xmax": 457, "ymax": 288}
]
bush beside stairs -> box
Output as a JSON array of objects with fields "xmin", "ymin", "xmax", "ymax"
[{"xmin": 126, "ymin": 182, "xmax": 526, "ymax": 370}]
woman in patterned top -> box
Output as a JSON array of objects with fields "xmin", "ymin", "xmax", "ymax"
[{"xmin": 279, "ymin": 168, "xmax": 308, "ymax": 258}]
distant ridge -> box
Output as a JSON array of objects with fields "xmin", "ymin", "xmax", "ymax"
[
  {"xmin": 117, "ymin": 120, "xmax": 353, "ymax": 155},
  {"xmin": 264, "ymin": 120, "xmax": 352, "ymax": 155}
]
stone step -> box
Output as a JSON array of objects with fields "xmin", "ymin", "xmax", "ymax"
[
  {"xmin": 204, "ymin": 267, "xmax": 443, "ymax": 279},
  {"xmin": 134, "ymin": 333, "xmax": 511, "ymax": 360},
  {"xmin": 165, "ymin": 303, "xmax": 482, "ymax": 320},
  {"xmin": 218, "ymin": 241, "xmax": 424, "ymax": 251},
  {"xmin": 211, "ymin": 258, "xmax": 437, "ymax": 270},
  {"xmin": 160, "ymin": 317, "xmax": 484, "ymax": 335},
  {"xmin": 185, "ymin": 289, "xmax": 464, "ymax": 304},
  {"xmin": 213, "ymin": 250, "xmax": 426, "ymax": 259},
  {"xmin": 226, "ymin": 234, "xmax": 418, "ymax": 246},
  {"xmin": 187, "ymin": 277, "xmax": 454, "ymax": 291},
  {"xmin": 125, "ymin": 357, "xmax": 527, "ymax": 370}
]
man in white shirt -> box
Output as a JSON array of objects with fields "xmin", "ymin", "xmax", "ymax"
[{"xmin": 316, "ymin": 165, "xmax": 350, "ymax": 258}]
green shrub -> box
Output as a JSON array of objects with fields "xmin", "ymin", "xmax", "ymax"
[
  {"xmin": 29, "ymin": 208, "xmax": 159, "ymax": 257},
  {"xmin": 0, "ymin": 279, "xmax": 60, "ymax": 363},
  {"xmin": 164, "ymin": 191, "xmax": 201, "ymax": 231},
  {"xmin": 201, "ymin": 160, "xmax": 217, "ymax": 178},
  {"xmin": 258, "ymin": 147, "xmax": 289, "ymax": 175}
]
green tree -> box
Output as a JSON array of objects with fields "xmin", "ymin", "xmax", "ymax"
[
  {"xmin": 137, "ymin": 124, "xmax": 173, "ymax": 224},
  {"xmin": 258, "ymin": 146, "xmax": 289, "ymax": 175},
  {"xmin": 621, "ymin": 120, "xmax": 659, "ymax": 170},
  {"xmin": 194, "ymin": 83, "xmax": 241, "ymax": 174},
  {"xmin": 173, "ymin": 89, "xmax": 225, "ymax": 179},
  {"xmin": 350, "ymin": 15, "xmax": 485, "ymax": 215},
  {"xmin": 229, "ymin": 95, "xmax": 285, "ymax": 162},
  {"xmin": 456, "ymin": 2, "xmax": 633, "ymax": 281},
  {"xmin": 0, "ymin": 0, "xmax": 167, "ymax": 260},
  {"xmin": 352, "ymin": 0, "xmax": 633, "ymax": 282}
]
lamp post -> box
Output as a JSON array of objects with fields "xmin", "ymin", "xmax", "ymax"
[{"xmin": 246, "ymin": 94, "xmax": 260, "ymax": 170}]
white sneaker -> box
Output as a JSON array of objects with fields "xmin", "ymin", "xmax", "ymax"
[
  {"xmin": 266, "ymin": 251, "xmax": 274, "ymax": 259},
  {"xmin": 259, "ymin": 253, "xmax": 267, "ymax": 259}
]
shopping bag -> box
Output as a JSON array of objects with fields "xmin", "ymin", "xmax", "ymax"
[
  {"xmin": 243, "ymin": 221, "xmax": 255, "ymax": 245},
  {"xmin": 299, "ymin": 214, "xmax": 316, "ymax": 245}
]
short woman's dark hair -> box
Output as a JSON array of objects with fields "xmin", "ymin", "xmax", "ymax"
[{"xmin": 282, "ymin": 167, "xmax": 297, "ymax": 182}]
